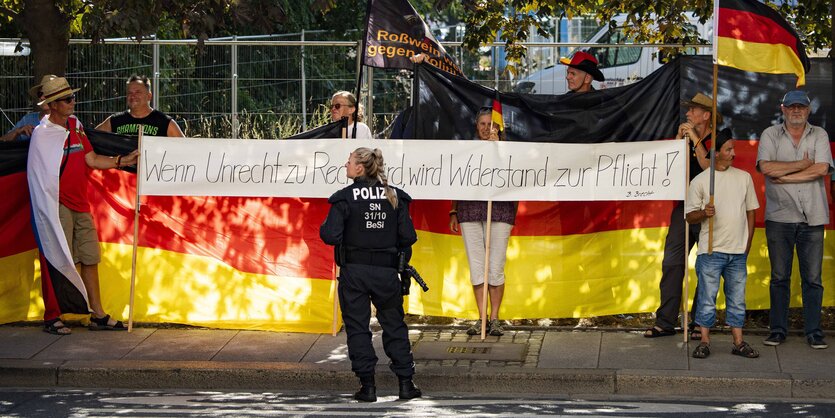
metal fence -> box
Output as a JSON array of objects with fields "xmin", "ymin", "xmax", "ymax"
[{"xmin": 0, "ymin": 35, "xmax": 702, "ymax": 139}]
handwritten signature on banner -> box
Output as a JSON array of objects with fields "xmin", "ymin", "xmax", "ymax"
[{"xmin": 139, "ymin": 138, "xmax": 686, "ymax": 202}]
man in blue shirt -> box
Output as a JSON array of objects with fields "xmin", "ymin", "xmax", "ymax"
[{"xmin": 1, "ymin": 74, "xmax": 55, "ymax": 142}]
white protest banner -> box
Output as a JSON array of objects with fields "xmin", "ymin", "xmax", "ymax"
[{"xmin": 138, "ymin": 137, "xmax": 686, "ymax": 201}]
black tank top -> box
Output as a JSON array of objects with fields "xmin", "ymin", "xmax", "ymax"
[{"xmin": 110, "ymin": 109, "xmax": 173, "ymax": 137}]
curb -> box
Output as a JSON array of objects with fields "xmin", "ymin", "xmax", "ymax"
[{"xmin": 3, "ymin": 360, "xmax": 835, "ymax": 399}]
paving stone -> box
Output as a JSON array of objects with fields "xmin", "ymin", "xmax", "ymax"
[
  {"xmin": 212, "ymin": 331, "xmax": 318, "ymax": 362},
  {"xmin": 34, "ymin": 328, "xmax": 155, "ymax": 361},
  {"xmin": 0, "ymin": 328, "xmax": 63, "ymax": 359},
  {"xmin": 599, "ymin": 332, "xmax": 688, "ymax": 370},
  {"xmin": 123, "ymin": 329, "xmax": 235, "ymax": 361},
  {"xmin": 538, "ymin": 331, "xmax": 601, "ymax": 369}
]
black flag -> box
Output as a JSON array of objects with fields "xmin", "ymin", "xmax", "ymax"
[{"xmin": 364, "ymin": 0, "xmax": 463, "ymax": 77}]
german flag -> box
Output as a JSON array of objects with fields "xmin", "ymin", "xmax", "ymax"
[
  {"xmin": 491, "ymin": 92, "xmax": 504, "ymax": 133},
  {"xmin": 717, "ymin": 0, "xmax": 810, "ymax": 86}
]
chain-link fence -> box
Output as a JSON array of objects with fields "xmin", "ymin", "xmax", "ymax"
[{"xmin": 0, "ymin": 34, "xmax": 700, "ymax": 139}]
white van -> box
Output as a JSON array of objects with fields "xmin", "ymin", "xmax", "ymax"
[
  {"xmin": 515, "ymin": 15, "xmax": 711, "ymax": 94},
  {"xmin": 0, "ymin": 41, "xmax": 30, "ymax": 56}
]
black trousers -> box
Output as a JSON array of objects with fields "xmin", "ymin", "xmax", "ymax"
[
  {"xmin": 655, "ymin": 202, "xmax": 701, "ymax": 330},
  {"xmin": 338, "ymin": 263, "xmax": 414, "ymax": 379}
]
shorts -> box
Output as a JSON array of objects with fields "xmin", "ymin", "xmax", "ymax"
[
  {"xmin": 58, "ymin": 204, "xmax": 101, "ymax": 265},
  {"xmin": 460, "ymin": 221, "xmax": 512, "ymax": 286}
]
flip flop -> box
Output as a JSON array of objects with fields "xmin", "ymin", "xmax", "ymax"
[{"xmin": 644, "ymin": 326, "xmax": 675, "ymax": 338}]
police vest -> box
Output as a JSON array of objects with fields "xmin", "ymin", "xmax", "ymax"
[{"xmin": 340, "ymin": 180, "xmax": 399, "ymax": 251}]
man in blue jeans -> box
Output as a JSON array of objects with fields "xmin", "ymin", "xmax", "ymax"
[
  {"xmin": 757, "ymin": 90, "xmax": 834, "ymax": 349},
  {"xmin": 686, "ymin": 129, "xmax": 760, "ymax": 359}
]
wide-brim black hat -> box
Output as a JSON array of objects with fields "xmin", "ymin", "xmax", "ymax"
[{"xmin": 559, "ymin": 51, "xmax": 605, "ymax": 82}]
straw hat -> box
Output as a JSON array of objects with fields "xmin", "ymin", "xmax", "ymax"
[
  {"xmin": 27, "ymin": 74, "xmax": 58, "ymax": 99},
  {"xmin": 37, "ymin": 77, "xmax": 81, "ymax": 106},
  {"xmin": 681, "ymin": 92, "xmax": 723, "ymax": 125}
]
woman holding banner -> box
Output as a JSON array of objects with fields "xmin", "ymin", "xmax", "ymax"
[
  {"xmin": 450, "ymin": 108, "xmax": 516, "ymax": 336},
  {"xmin": 319, "ymin": 147, "xmax": 420, "ymax": 402},
  {"xmin": 330, "ymin": 91, "xmax": 372, "ymax": 139}
]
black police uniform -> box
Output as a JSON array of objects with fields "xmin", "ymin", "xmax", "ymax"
[{"xmin": 319, "ymin": 177, "xmax": 418, "ymax": 382}]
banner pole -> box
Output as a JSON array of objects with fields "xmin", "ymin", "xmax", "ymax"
[
  {"xmin": 128, "ymin": 125, "xmax": 143, "ymax": 332},
  {"xmin": 331, "ymin": 120, "xmax": 348, "ymax": 336},
  {"xmin": 480, "ymin": 200, "xmax": 493, "ymax": 340},
  {"xmin": 332, "ymin": 263, "xmax": 339, "ymax": 336}
]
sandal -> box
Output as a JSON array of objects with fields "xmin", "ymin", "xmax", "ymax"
[
  {"xmin": 466, "ymin": 319, "xmax": 482, "ymax": 336},
  {"xmin": 731, "ymin": 341, "xmax": 760, "ymax": 359},
  {"xmin": 644, "ymin": 326, "xmax": 675, "ymax": 338},
  {"xmin": 687, "ymin": 323, "xmax": 701, "ymax": 340},
  {"xmin": 43, "ymin": 318, "xmax": 71, "ymax": 335},
  {"xmin": 692, "ymin": 342, "xmax": 710, "ymax": 359},
  {"xmin": 89, "ymin": 314, "xmax": 127, "ymax": 331}
]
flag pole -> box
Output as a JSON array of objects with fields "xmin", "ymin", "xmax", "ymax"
[
  {"xmin": 128, "ymin": 125, "xmax": 143, "ymax": 332},
  {"xmin": 352, "ymin": 0, "xmax": 373, "ymax": 139},
  {"xmin": 682, "ymin": 134, "xmax": 691, "ymax": 343},
  {"xmin": 708, "ymin": 0, "xmax": 720, "ymax": 255}
]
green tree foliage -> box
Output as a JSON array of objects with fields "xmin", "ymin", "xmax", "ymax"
[
  {"xmin": 0, "ymin": 0, "xmax": 337, "ymax": 80},
  {"xmin": 452, "ymin": 0, "xmax": 832, "ymax": 71}
]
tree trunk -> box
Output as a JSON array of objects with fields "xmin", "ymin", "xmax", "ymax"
[{"xmin": 21, "ymin": 0, "xmax": 71, "ymax": 82}]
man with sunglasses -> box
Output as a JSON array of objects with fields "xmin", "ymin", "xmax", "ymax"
[
  {"xmin": 757, "ymin": 90, "xmax": 833, "ymax": 350},
  {"xmin": 28, "ymin": 77, "xmax": 139, "ymax": 335},
  {"xmin": 97, "ymin": 74, "xmax": 184, "ymax": 138}
]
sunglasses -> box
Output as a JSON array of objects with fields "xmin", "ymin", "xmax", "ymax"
[
  {"xmin": 57, "ymin": 95, "xmax": 76, "ymax": 104},
  {"xmin": 330, "ymin": 103, "xmax": 352, "ymax": 110}
]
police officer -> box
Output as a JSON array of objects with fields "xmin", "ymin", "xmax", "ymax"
[{"xmin": 320, "ymin": 147, "xmax": 421, "ymax": 402}]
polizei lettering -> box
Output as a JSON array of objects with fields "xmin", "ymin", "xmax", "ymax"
[{"xmin": 352, "ymin": 186, "xmax": 387, "ymax": 201}]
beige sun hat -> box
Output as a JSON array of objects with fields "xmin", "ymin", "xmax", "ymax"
[
  {"xmin": 681, "ymin": 92, "xmax": 723, "ymax": 125},
  {"xmin": 37, "ymin": 77, "xmax": 81, "ymax": 106},
  {"xmin": 27, "ymin": 74, "xmax": 58, "ymax": 99}
]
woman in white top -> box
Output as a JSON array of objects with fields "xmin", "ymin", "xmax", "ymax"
[{"xmin": 331, "ymin": 91, "xmax": 373, "ymax": 139}]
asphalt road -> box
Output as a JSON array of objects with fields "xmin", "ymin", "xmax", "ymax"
[{"xmin": 2, "ymin": 388, "xmax": 835, "ymax": 417}]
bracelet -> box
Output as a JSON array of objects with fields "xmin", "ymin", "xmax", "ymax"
[{"xmin": 115, "ymin": 155, "xmax": 122, "ymax": 168}]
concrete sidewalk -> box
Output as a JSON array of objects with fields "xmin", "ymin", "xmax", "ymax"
[{"xmin": 1, "ymin": 324, "xmax": 834, "ymax": 399}]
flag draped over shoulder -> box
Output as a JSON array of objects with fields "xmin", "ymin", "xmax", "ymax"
[
  {"xmin": 717, "ymin": 0, "xmax": 810, "ymax": 86},
  {"xmin": 363, "ymin": 0, "xmax": 463, "ymax": 77},
  {"xmin": 27, "ymin": 117, "xmax": 90, "ymax": 318}
]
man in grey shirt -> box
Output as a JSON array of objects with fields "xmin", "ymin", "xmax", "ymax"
[{"xmin": 757, "ymin": 90, "xmax": 834, "ymax": 349}]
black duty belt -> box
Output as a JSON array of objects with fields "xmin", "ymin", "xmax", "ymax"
[{"xmin": 345, "ymin": 250, "xmax": 398, "ymax": 268}]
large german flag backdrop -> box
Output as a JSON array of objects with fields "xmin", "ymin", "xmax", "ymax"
[
  {"xmin": 717, "ymin": 0, "xmax": 811, "ymax": 86},
  {"xmin": 1, "ymin": 56, "xmax": 832, "ymax": 331}
]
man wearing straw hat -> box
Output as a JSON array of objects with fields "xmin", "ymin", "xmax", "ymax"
[
  {"xmin": 0, "ymin": 74, "xmax": 56, "ymax": 142},
  {"xmin": 27, "ymin": 77, "xmax": 138, "ymax": 335},
  {"xmin": 645, "ymin": 92, "xmax": 720, "ymax": 339},
  {"xmin": 97, "ymin": 74, "xmax": 184, "ymax": 137}
]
